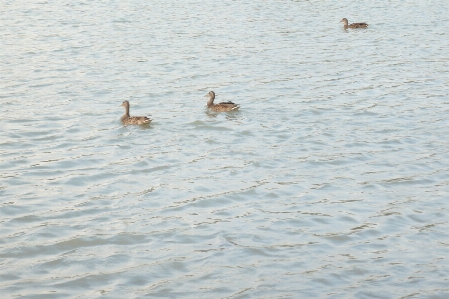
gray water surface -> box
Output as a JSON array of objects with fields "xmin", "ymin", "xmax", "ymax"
[{"xmin": 1, "ymin": 0, "xmax": 449, "ymax": 298}]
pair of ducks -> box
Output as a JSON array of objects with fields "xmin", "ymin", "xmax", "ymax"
[{"xmin": 120, "ymin": 91, "xmax": 239, "ymax": 125}]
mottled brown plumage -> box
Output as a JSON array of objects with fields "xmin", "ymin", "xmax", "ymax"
[
  {"xmin": 120, "ymin": 100, "xmax": 152, "ymax": 125},
  {"xmin": 340, "ymin": 18, "xmax": 368, "ymax": 29},
  {"xmin": 205, "ymin": 91, "xmax": 240, "ymax": 112}
]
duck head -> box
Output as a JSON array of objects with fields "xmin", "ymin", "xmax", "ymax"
[
  {"xmin": 121, "ymin": 100, "xmax": 131, "ymax": 116},
  {"xmin": 205, "ymin": 91, "xmax": 215, "ymax": 99},
  {"xmin": 205, "ymin": 91, "xmax": 215, "ymax": 106},
  {"xmin": 340, "ymin": 18, "xmax": 349, "ymax": 25}
]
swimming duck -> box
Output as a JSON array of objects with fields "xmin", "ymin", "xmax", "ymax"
[
  {"xmin": 205, "ymin": 91, "xmax": 240, "ymax": 112},
  {"xmin": 120, "ymin": 100, "xmax": 152, "ymax": 125},
  {"xmin": 340, "ymin": 18, "xmax": 368, "ymax": 29}
]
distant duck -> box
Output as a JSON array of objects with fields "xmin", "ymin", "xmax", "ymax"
[
  {"xmin": 205, "ymin": 91, "xmax": 240, "ymax": 112},
  {"xmin": 120, "ymin": 100, "xmax": 152, "ymax": 125},
  {"xmin": 340, "ymin": 18, "xmax": 368, "ymax": 29}
]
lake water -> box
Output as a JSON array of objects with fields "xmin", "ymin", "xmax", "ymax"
[{"xmin": 1, "ymin": 0, "xmax": 449, "ymax": 298}]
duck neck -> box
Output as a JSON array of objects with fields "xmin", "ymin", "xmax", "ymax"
[
  {"xmin": 207, "ymin": 96, "xmax": 215, "ymax": 107},
  {"xmin": 124, "ymin": 106, "xmax": 130, "ymax": 117}
]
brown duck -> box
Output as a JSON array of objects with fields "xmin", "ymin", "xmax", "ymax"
[
  {"xmin": 120, "ymin": 100, "xmax": 152, "ymax": 125},
  {"xmin": 205, "ymin": 91, "xmax": 240, "ymax": 112},
  {"xmin": 340, "ymin": 18, "xmax": 368, "ymax": 29}
]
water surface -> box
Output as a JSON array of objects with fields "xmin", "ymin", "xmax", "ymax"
[{"xmin": 1, "ymin": 0, "xmax": 449, "ymax": 298}]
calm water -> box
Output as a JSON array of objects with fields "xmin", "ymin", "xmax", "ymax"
[{"xmin": 1, "ymin": 0, "xmax": 449, "ymax": 298}]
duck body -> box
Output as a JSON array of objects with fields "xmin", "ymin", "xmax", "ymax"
[
  {"xmin": 340, "ymin": 18, "xmax": 368, "ymax": 29},
  {"xmin": 120, "ymin": 101, "xmax": 152, "ymax": 125},
  {"xmin": 205, "ymin": 91, "xmax": 240, "ymax": 112}
]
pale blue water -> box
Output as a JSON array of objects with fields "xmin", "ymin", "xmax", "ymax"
[{"xmin": 1, "ymin": 0, "xmax": 449, "ymax": 298}]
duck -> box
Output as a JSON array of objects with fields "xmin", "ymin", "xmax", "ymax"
[
  {"xmin": 340, "ymin": 18, "xmax": 368, "ymax": 29},
  {"xmin": 205, "ymin": 91, "xmax": 240, "ymax": 112},
  {"xmin": 120, "ymin": 100, "xmax": 152, "ymax": 125}
]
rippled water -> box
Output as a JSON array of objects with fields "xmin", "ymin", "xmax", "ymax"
[{"xmin": 1, "ymin": 0, "xmax": 449, "ymax": 298}]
